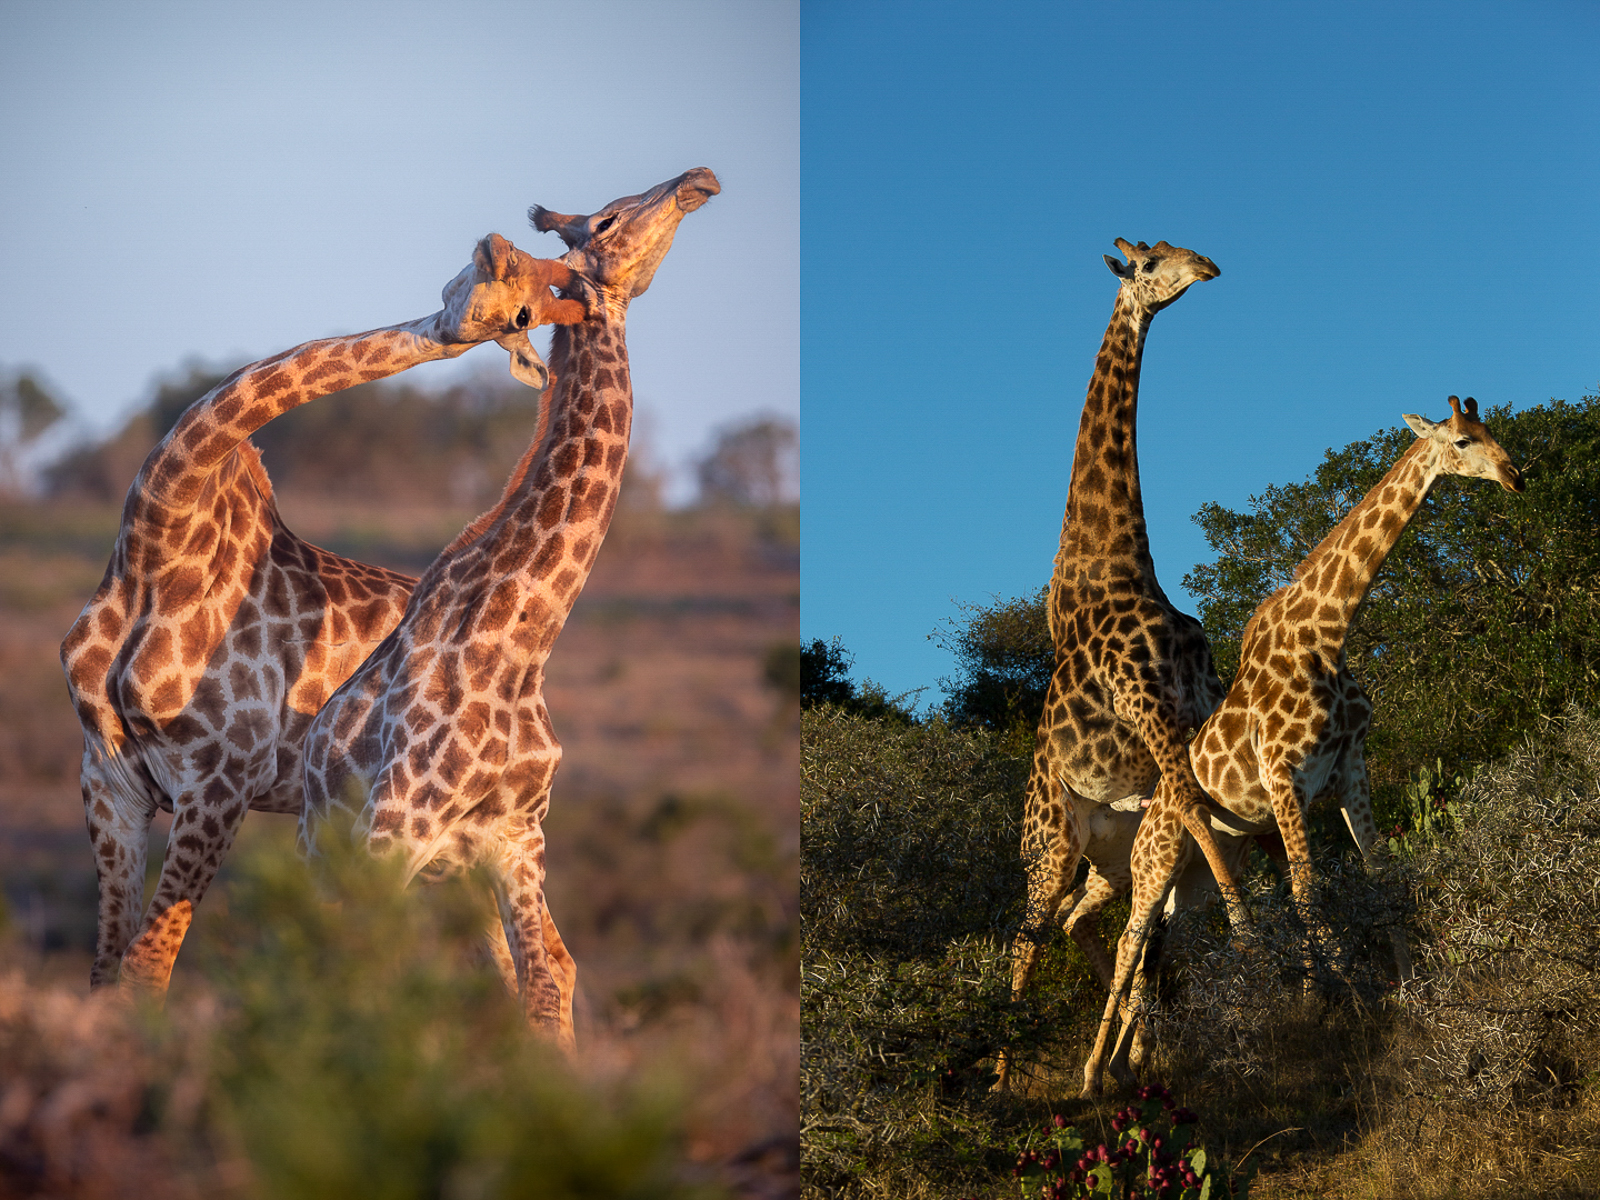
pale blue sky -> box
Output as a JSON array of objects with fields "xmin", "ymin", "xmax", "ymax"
[
  {"xmin": 0, "ymin": 0, "xmax": 798, "ymax": 502},
  {"xmin": 802, "ymin": 0, "xmax": 1598, "ymax": 704}
]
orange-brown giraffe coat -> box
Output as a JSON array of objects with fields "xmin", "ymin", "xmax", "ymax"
[
  {"xmin": 997, "ymin": 238, "xmax": 1242, "ymax": 1091},
  {"xmin": 300, "ymin": 170, "xmax": 720, "ymax": 1048},
  {"xmin": 1084, "ymin": 394, "xmax": 1526, "ymax": 1095},
  {"xmin": 61, "ymin": 236, "xmax": 583, "ymax": 997}
]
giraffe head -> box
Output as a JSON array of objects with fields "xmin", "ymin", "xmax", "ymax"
[
  {"xmin": 438, "ymin": 233, "xmax": 588, "ymax": 389},
  {"xmin": 1403, "ymin": 396, "xmax": 1525, "ymax": 493},
  {"xmin": 1102, "ymin": 239, "xmax": 1220, "ymax": 313},
  {"xmin": 528, "ymin": 168, "xmax": 720, "ymax": 311}
]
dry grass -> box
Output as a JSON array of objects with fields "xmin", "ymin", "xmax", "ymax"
[
  {"xmin": 800, "ymin": 705, "xmax": 1600, "ymax": 1199},
  {"xmin": 0, "ymin": 496, "xmax": 798, "ymax": 1198}
]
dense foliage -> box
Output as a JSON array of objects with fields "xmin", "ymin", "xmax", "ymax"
[
  {"xmin": 1184, "ymin": 393, "xmax": 1600, "ymax": 813},
  {"xmin": 802, "ymin": 704, "xmax": 1097, "ymax": 1194}
]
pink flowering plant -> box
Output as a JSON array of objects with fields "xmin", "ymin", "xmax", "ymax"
[{"xmin": 1012, "ymin": 1085, "xmax": 1252, "ymax": 1199}]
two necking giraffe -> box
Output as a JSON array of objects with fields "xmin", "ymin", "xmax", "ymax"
[
  {"xmin": 60, "ymin": 234, "xmax": 583, "ymax": 997},
  {"xmin": 300, "ymin": 168, "xmax": 721, "ymax": 1047},
  {"xmin": 1081, "ymin": 394, "xmax": 1525, "ymax": 1094},
  {"xmin": 995, "ymin": 239, "xmax": 1247, "ymax": 1089}
]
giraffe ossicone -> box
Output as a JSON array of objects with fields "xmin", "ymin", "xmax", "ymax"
[
  {"xmin": 299, "ymin": 169, "xmax": 721, "ymax": 1050},
  {"xmin": 1081, "ymin": 394, "xmax": 1526, "ymax": 1096},
  {"xmin": 60, "ymin": 234, "xmax": 583, "ymax": 999}
]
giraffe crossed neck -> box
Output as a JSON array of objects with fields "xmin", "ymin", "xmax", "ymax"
[{"xmin": 61, "ymin": 234, "xmax": 582, "ymax": 997}]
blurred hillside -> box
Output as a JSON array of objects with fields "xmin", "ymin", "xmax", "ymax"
[{"xmin": 0, "ymin": 367, "xmax": 799, "ymax": 1195}]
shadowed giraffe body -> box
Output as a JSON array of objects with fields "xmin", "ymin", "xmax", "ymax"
[
  {"xmin": 300, "ymin": 169, "xmax": 720, "ymax": 1049},
  {"xmin": 1083, "ymin": 395, "xmax": 1526, "ymax": 1094},
  {"xmin": 60, "ymin": 237, "xmax": 583, "ymax": 996},
  {"xmin": 995, "ymin": 238, "xmax": 1248, "ymax": 1091}
]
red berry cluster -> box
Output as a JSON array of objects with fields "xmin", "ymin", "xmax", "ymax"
[{"xmin": 1010, "ymin": 1083, "xmax": 1236, "ymax": 1200}]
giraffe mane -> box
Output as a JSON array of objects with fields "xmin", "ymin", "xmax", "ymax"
[
  {"xmin": 438, "ymin": 326, "xmax": 572, "ymax": 558},
  {"xmin": 233, "ymin": 438, "xmax": 276, "ymax": 505}
]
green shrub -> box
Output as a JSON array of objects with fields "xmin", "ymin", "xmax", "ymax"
[
  {"xmin": 184, "ymin": 834, "xmax": 720, "ymax": 1200},
  {"xmin": 802, "ymin": 707, "xmax": 1105, "ymax": 1195}
]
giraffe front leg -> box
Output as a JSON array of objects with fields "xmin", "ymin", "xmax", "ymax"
[
  {"xmin": 1268, "ymin": 778, "xmax": 1339, "ymax": 995},
  {"xmin": 490, "ymin": 832, "xmax": 568, "ymax": 1050},
  {"xmin": 1138, "ymin": 717, "xmax": 1253, "ymax": 934},
  {"xmin": 81, "ymin": 762, "xmax": 157, "ymax": 990},
  {"xmin": 483, "ymin": 896, "xmax": 577, "ymax": 1053},
  {"xmin": 1082, "ymin": 798, "xmax": 1186, "ymax": 1098},
  {"xmin": 118, "ymin": 784, "xmax": 249, "ymax": 999}
]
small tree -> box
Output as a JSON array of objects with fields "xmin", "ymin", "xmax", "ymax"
[
  {"xmin": 935, "ymin": 587, "xmax": 1053, "ymax": 742},
  {"xmin": 0, "ymin": 371, "xmax": 66, "ymax": 497},
  {"xmin": 696, "ymin": 415, "xmax": 797, "ymax": 506}
]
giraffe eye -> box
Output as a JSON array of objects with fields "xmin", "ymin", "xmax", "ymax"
[
  {"xmin": 1453, "ymin": 438, "xmax": 1472, "ymax": 449},
  {"xmin": 1143, "ymin": 260, "xmax": 1158, "ymax": 274},
  {"xmin": 595, "ymin": 215, "xmax": 617, "ymax": 234},
  {"xmin": 515, "ymin": 306, "xmax": 531, "ymax": 329}
]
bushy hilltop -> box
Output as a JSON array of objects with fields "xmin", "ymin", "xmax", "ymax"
[
  {"xmin": 25, "ymin": 362, "xmax": 795, "ymax": 512},
  {"xmin": 802, "ymin": 391, "xmax": 1600, "ymax": 1199}
]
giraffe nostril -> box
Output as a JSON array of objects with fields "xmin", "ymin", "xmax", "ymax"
[{"xmin": 515, "ymin": 306, "xmax": 531, "ymax": 329}]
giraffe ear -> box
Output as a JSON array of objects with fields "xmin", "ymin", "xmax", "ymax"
[
  {"xmin": 1104, "ymin": 254, "xmax": 1132, "ymax": 279},
  {"xmin": 496, "ymin": 332, "xmax": 551, "ymax": 391},
  {"xmin": 1403, "ymin": 413, "xmax": 1441, "ymax": 438},
  {"xmin": 529, "ymin": 205, "xmax": 586, "ymax": 249}
]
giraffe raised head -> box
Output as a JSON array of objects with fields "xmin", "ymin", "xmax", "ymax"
[
  {"xmin": 529, "ymin": 167, "xmax": 721, "ymax": 313},
  {"xmin": 1103, "ymin": 238, "xmax": 1220, "ymax": 313},
  {"xmin": 1402, "ymin": 395, "xmax": 1525, "ymax": 493}
]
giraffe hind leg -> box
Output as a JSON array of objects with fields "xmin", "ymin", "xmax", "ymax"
[
  {"xmin": 995, "ymin": 757, "xmax": 1084, "ymax": 1091},
  {"xmin": 82, "ymin": 762, "xmax": 157, "ymax": 990},
  {"xmin": 117, "ymin": 783, "xmax": 251, "ymax": 999}
]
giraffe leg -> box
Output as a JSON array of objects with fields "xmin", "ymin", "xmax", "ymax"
[
  {"xmin": 995, "ymin": 750, "xmax": 1085, "ymax": 1091},
  {"xmin": 482, "ymin": 903, "xmax": 576, "ymax": 1046},
  {"xmin": 1267, "ymin": 778, "xmax": 1340, "ymax": 995},
  {"xmin": 117, "ymin": 784, "xmax": 249, "ymax": 998},
  {"xmin": 1127, "ymin": 831, "xmax": 1252, "ymax": 1072},
  {"xmin": 490, "ymin": 832, "xmax": 569, "ymax": 1051},
  {"xmin": 1133, "ymin": 711, "xmax": 1253, "ymax": 934},
  {"xmin": 1063, "ymin": 864, "xmax": 1125, "ymax": 991},
  {"xmin": 81, "ymin": 762, "xmax": 157, "ymax": 990},
  {"xmin": 1083, "ymin": 797, "xmax": 1187, "ymax": 1098},
  {"xmin": 1337, "ymin": 753, "xmax": 1412, "ymax": 983}
]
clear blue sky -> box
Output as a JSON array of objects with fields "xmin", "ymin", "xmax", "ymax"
[
  {"xmin": 0, "ymin": 0, "xmax": 797, "ymax": 503},
  {"xmin": 801, "ymin": 0, "xmax": 1599, "ymax": 705}
]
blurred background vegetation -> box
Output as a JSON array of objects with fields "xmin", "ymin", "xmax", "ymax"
[
  {"xmin": 802, "ymin": 392, "xmax": 1600, "ymax": 1198},
  {"xmin": 0, "ymin": 359, "xmax": 799, "ymax": 1198}
]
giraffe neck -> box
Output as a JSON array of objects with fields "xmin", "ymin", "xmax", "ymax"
[
  {"xmin": 1287, "ymin": 438, "xmax": 1441, "ymax": 634},
  {"xmin": 125, "ymin": 314, "xmax": 461, "ymax": 535},
  {"xmin": 1056, "ymin": 290, "xmax": 1159, "ymax": 585},
  {"xmin": 427, "ymin": 310, "xmax": 632, "ymax": 658}
]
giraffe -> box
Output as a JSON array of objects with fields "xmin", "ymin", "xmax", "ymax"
[
  {"xmin": 60, "ymin": 235, "xmax": 585, "ymax": 999},
  {"xmin": 995, "ymin": 238, "xmax": 1248, "ymax": 1091},
  {"xmin": 1082, "ymin": 395, "xmax": 1525, "ymax": 1095},
  {"xmin": 299, "ymin": 168, "xmax": 721, "ymax": 1048}
]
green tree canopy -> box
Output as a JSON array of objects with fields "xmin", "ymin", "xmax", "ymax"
[
  {"xmin": 933, "ymin": 588, "xmax": 1051, "ymax": 744},
  {"xmin": 1184, "ymin": 392, "xmax": 1600, "ymax": 814}
]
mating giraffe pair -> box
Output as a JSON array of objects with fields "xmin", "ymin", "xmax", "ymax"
[
  {"xmin": 61, "ymin": 169, "xmax": 718, "ymax": 1049},
  {"xmin": 1003, "ymin": 238, "xmax": 1525, "ymax": 1096}
]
